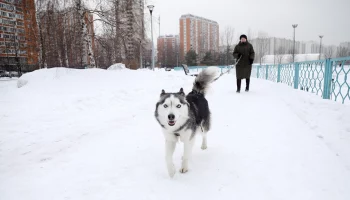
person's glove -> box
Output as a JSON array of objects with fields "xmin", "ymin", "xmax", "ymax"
[{"xmin": 249, "ymin": 58, "xmax": 254, "ymax": 65}]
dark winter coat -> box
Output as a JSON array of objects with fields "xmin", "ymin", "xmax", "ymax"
[{"xmin": 233, "ymin": 41, "xmax": 255, "ymax": 79}]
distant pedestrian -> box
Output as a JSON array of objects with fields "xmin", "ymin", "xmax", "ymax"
[{"xmin": 233, "ymin": 34, "xmax": 255, "ymax": 93}]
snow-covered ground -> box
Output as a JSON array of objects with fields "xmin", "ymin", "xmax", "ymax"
[{"xmin": 1, "ymin": 67, "xmax": 350, "ymax": 200}]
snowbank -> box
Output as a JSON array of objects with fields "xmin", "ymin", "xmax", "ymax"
[
  {"xmin": 107, "ymin": 63, "xmax": 127, "ymax": 70},
  {"xmin": 16, "ymin": 67, "xmax": 82, "ymax": 88}
]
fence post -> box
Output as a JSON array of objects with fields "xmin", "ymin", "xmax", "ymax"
[
  {"xmin": 266, "ymin": 65, "xmax": 269, "ymax": 80},
  {"xmin": 257, "ymin": 65, "xmax": 260, "ymax": 78},
  {"xmin": 322, "ymin": 59, "xmax": 333, "ymax": 99},
  {"xmin": 277, "ymin": 64, "xmax": 281, "ymax": 83},
  {"xmin": 294, "ymin": 63, "xmax": 300, "ymax": 89}
]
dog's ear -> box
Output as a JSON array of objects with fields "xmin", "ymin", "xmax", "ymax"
[
  {"xmin": 178, "ymin": 88, "xmax": 185, "ymax": 96},
  {"xmin": 160, "ymin": 89, "xmax": 166, "ymax": 97}
]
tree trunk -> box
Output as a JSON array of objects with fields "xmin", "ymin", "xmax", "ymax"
[
  {"xmin": 75, "ymin": 0, "xmax": 95, "ymax": 68},
  {"xmin": 126, "ymin": 0, "xmax": 134, "ymax": 67},
  {"xmin": 114, "ymin": 0, "xmax": 122, "ymax": 63},
  {"xmin": 35, "ymin": 0, "xmax": 46, "ymax": 68},
  {"xmin": 54, "ymin": 13, "xmax": 62, "ymax": 67},
  {"xmin": 37, "ymin": 14, "xmax": 46, "ymax": 68},
  {"xmin": 63, "ymin": 12, "xmax": 69, "ymax": 67}
]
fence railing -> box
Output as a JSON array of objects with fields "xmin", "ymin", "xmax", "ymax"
[
  {"xmin": 173, "ymin": 56, "xmax": 350, "ymax": 104},
  {"xmin": 252, "ymin": 56, "xmax": 350, "ymax": 104}
]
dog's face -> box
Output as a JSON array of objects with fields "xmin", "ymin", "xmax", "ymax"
[{"xmin": 155, "ymin": 88, "xmax": 189, "ymax": 127}]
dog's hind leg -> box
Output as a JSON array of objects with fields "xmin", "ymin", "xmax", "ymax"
[
  {"xmin": 201, "ymin": 132, "xmax": 208, "ymax": 150},
  {"xmin": 165, "ymin": 140, "xmax": 177, "ymax": 178},
  {"xmin": 201, "ymin": 116, "xmax": 211, "ymax": 150}
]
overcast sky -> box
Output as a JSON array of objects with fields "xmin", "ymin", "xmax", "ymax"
[{"xmin": 145, "ymin": 0, "xmax": 350, "ymax": 46}]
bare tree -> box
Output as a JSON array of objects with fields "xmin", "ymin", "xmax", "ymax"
[
  {"xmin": 94, "ymin": 0, "xmax": 145, "ymax": 68},
  {"xmin": 275, "ymin": 46, "xmax": 286, "ymax": 64},
  {"xmin": 48, "ymin": 2, "xmax": 63, "ymax": 67},
  {"xmin": 34, "ymin": 0, "xmax": 146, "ymax": 69},
  {"xmin": 74, "ymin": 0, "xmax": 96, "ymax": 68},
  {"xmin": 324, "ymin": 46, "xmax": 334, "ymax": 59},
  {"xmin": 220, "ymin": 26, "xmax": 234, "ymax": 65},
  {"xmin": 35, "ymin": 0, "xmax": 48, "ymax": 68},
  {"xmin": 246, "ymin": 28, "xmax": 256, "ymax": 40},
  {"xmin": 36, "ymin": 0, "xmax": 94, "ymax": 68},
  {"xmin": 113, "ymin": 0, "xmax": 122, "ymax": 62},
  {"xmin": 337, "ymin": 46, "xmax": 350, "ymax": 57},
  {"xmin": 255, "ymin": 31, "xmax": 269, "ymax": 65},
  {"xmin": 62, "ymin": 0, "xmax": 69, "ymax": 67}
]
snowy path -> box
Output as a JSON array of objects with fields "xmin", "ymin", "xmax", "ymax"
[{"xmin": 1, "ymin": 68, "xmax": 350, "ymax": 200}]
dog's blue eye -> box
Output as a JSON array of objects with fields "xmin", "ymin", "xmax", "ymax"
[
  {"xmin": 163, "ymin": 104, "xmax": 168, "ymax": 108},
  {"xmin": 176, "ymin": 104, "xmax": 181, "ymax": 108}
]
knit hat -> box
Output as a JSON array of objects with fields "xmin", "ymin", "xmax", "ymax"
[{"xmin": 240, "ymin": 34, "xmax": 247, "ymax": 40}]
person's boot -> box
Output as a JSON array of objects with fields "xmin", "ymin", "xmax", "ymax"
[
  {"xmin": 236, "ymin": 79, "xmax": 241, "ymax": 93},
  {"xmin": 245, "ymin": 78, "xmax": 250, "ymax": 92}
]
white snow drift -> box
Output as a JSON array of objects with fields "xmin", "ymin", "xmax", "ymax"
[{"xmin": 107, "ymin": 63, "xmax": 127, "ymax": 70}]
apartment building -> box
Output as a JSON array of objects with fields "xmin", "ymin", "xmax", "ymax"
[
  {"xmin": 179, "ymin": 14, "xmax": 219, "ymax": 61},
  {"xmin": 157, "ymin": 34, "xmax": 179, "ymax": 67},
  {"xmin": 0, "ymin": 0, "xmax": 38, "ymax": 69}
]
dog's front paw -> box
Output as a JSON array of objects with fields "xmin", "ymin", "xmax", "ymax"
[
  {"xmin": 179, "ymin": 167, "xmax": 188, "ymax": 173},
  {"xmin": 201, "ymin": 144, "xmax": 207, "ymax": 150},
  {"xmin": 167, "ymin": 164, "xmax": 176, "ymax": 178}
]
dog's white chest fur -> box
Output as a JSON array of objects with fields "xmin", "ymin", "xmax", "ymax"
[{"xmin": 163, "ymin": 129, "xmax": 192, "ymax": 143}]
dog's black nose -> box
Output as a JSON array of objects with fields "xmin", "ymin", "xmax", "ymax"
[{"xmin": 168, "ymin": 114, "xmax": 175, "ymax": 120}]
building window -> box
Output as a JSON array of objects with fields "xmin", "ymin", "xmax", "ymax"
[
  {"xmin": 16, "ymin": 7, "xmax": 23, "ymax": 12},
  {"xmin": 16, "ymin": 14, "xmax": 23, "ymax": 19},
  {"xmin": 8, "ymin": 13, "xmax": 15, "ymax": 18}
]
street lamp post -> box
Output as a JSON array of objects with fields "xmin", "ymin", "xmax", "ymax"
[
  {"xmin": 147, "ymin": 5, "xmax": 155, "ymax": 70},
  {"xmin": 319, "ymin": 35, "xmax": 323, "ymax": 60},
  {"xmin": 292, "ymin": 24, "xmax": 298, "ymax": 63}
]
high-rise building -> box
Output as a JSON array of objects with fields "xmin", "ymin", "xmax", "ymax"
[
  {"xmin": 249, "ymin": 37, "xmax": 321, "ymax": 56},
  {"xmin": 0, "ymin": 0, "xmax": 38, "ymax": 70},
  {"xmin": 157, "ymin": 34, "xmax": 179, "ymax": 67},
  {"xmin": 179, "ymin": 14, "xmax": 219, "ymax": 62},
  {"xmin": 124, "ymin": 0, "xmax": 145, "ymax": 68},
  {"xmin": 340, "ymin": 42, "xmax": 350, "ymax": 49}
]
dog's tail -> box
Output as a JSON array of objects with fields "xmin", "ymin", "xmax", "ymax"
[{"xmin": 192, "ymin": 67, "xmax": 219, "ymax": 95}]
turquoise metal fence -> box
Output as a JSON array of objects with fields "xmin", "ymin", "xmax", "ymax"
[
  {"xmin": 279, "ymin": 63, "xmax": 295, "ymax": 87},
  {"xmin": 330, "ymin": 57, "xmax": 350, "ymax": 103},
  {"xmin": 174, "ymin": 56, "xmax": 350, "ymax": 104},
  {"xmin": 252, "ymin": 56, "xmax": 350, "ymax": 104}
]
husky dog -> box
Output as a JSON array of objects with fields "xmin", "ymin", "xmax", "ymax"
[{"xmin": 154, "ymin": 67, "xmax": 219, "ymax": 178}]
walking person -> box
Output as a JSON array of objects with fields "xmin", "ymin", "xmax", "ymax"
[{"xmin": 233, "ymin": 34, "xmax": 255, "ymax": 93}]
